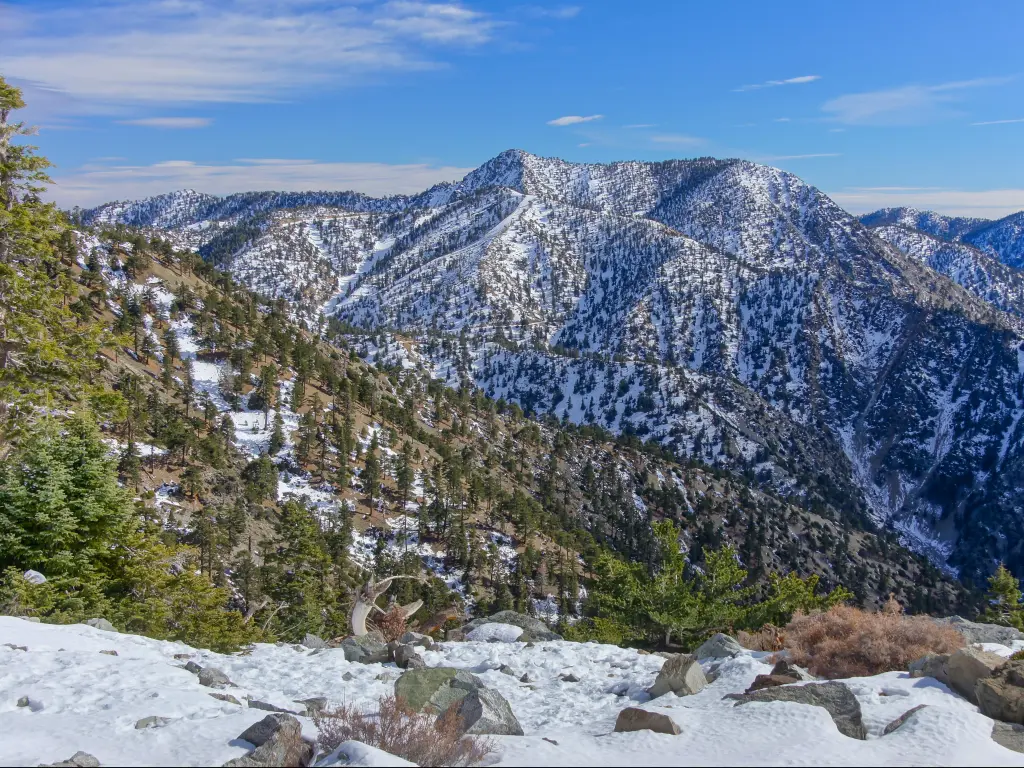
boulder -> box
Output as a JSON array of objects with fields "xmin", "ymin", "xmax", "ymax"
[
  {"xmin": 614, "ymin": 707, "xmax": 681, "ymax": 735},
  {"xmin": 976, "ymin": 659, "xmax": 1024, "ymax": 724},
  {"xmin": 520, "ymin": 673, "xmax": 534, "ymax": 683},
  {"xmin": 694, "ymin": 633, "xmax": 743, "ymax": 660},
  {"xmin": 746, "ymin": 674, "xmax": 799, "ymax": 693},
  {"xmin": 882, "ymin": 705, "xmax": 928, "ymax": 735},
  {"xmin": 84, "ymin": 618, "xmax": 116, "ymax": 633},
  {"xmin": 455, "ymin": 687, "xmax": 525, "ymax": 736},
  {"xmin": 22, "ymin": 570, "xmax": 47, "ymax": 585},
  {"xmin": 393, "ymin": 644, "xmax": 424, "ymax": 670},
  {"xmin": 466, "ymin": 623, "xmax": 524, "ymax": 643},
  {"xmin": 399, "ymin": 631, "xmax": 434, "ymax": 650},
  {"xmin": 296, "ymin": 696, "xmax": 328, "ymax": 715},
  {"xmin": 770, "ymin": 660, "xmax": 816, "ymax": 681},
  {"xmin": 209, "ymin": 693, "xmax": 242, "ymax": 705},
  {"xmin": 993, "ymin": 722, "xmax": 1024, "ymax": 754},
  {"xmin": 134, "ymin": 716, "xmax": 172, "ymax": 730},
  {"xmin": 446, "ymin": 630, "xmax": 465, "ymax": 642},
  {"xmin": 224, "ymin": 724, "xmax": 313, "ymax": 768},
  {"xmin": 237, "ymin": 713, "xmax": 302, "ymax": 748},
  {"xmin": 340, "ymin": 634, "xmax": 389, "ymax": 664},
  {"xmin": 17, "ymin": 696, "xmax": 29, "ymax": 707},
  {"xmin": 99, "ymin": 650, "xmax": 118, "ymax": 657},
  {"xmin": 43, "ymin": 752, "xmax": 100, "ymax": 768},
  {"xmin": 394, "ymin": 668, "xmax": 485, "ymax": 714},
  {"xmin": 908, "ymin": 653, "xmax": 949, "ymax": 684},
  {"xmin": 302, "ymin": 633, "xmax": 328, "ymax": 650},
  {"xmin": 460, "ymin": 611, "xmax": 561, "ymax": 642},
  {"xmin": 727, "ymin": 681, "xmax": 866, "ymax": 740},
  {"xmin": 198, "ymin": 667, "xmax": 233, "ymax": 689},
  {"xmin": 184, "ymin": 661, "xmax": 203, "ymax": 675},
  {"xmin": 560, "ymin": 673, "xmax": 581, "ymax": 683},
  {"xmin": 247, "ymin": 699, "xmax": 300, "ymax": 715},
  {"xmin": 648, "ymin": 654, "xmax": 707, "ymax": 699},
  {"xmin": 935, "ymin": 616, "xmax": 1024, "ymax": 646},
  {"xmin": 945, "ymin": 646, "xmax": 1005, "ymax": 704}
]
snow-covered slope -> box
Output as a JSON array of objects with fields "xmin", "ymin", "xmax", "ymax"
[
  {"xmin": 3, "ymin": 617, "xmax": 1022, "ymax": 767},
  {"xmin": 859, "ymin": 208, "xmax": 989, "ymax": 242}
]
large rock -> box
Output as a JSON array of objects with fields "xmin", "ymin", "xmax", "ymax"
[
  {"xmin": 393, "ymin": 644, "xmax": 424, "ymax": 670},
  {"xmin": 883, "ymin": 705, "xmax": 928, "ymax": 735},
  {"xmin": 455, "ymin": 687, "xmax": 524, "ymax": 736},
  {"xmin": 134, "ymin": 716, "xmax": 172, "ymax": 729},
  {"xmin": 614, "ymin": 707, "xmax": 681, "ymax": 735},
  {"xmin": 399, "ymin": 631, "xmax": 434, "ymax": 650},
  {"xmin": 746, "ymin": 674, "xmax": 799, "ymax": 693},
  {"xmin": 43, "ymin": 752, "xmax": 100, "ymax": 768},
  {"xmin": 302, "ymin": 633, "xmax": 328, "ymax": 649},
  {"xmin": 84, "ymin": 618, "xmax": 116, "ymax": 633},
  {"xmin": 237, "ymin": 714, "xmax": 302, "ymax": 748},
  {"xmin": 935, "ymin": 616, "xmax": 1024, "ymax": 646},
  {"xmin": 340, "ymin": 634, "xmax": 389, "ymax": 664},
  {"xmin": 466, "ymin": 623, "xmax": 524, "ymax": 643},
  {"xmin": 648, "ymin": 654, "xmax": 706, "ymax": 698},
  {"xmin": 945, "ymin": 646, "xmax": 1005, "ymax": 704},
  {"xmin": 727, "ymin": 682, "xmax": 867, "ymax": 740},
  {"xmin": 198, "ymin": 667, "xmax": 233, "ymax": 689},
  {"xmin": 228, "ymin": 714, "xmax": 313, "ymax": 767},
  {"xmin": 460, "ymin": 611, "xmax": 561, "ymax": 642},
  {"xmin": 394, "ymin": 668, "xmax": 486, "ymax": 714},
  {"xmin": 694, "ymin": 633, "xmax": 743, "ymax": 660},
  {"xmin": 908, "ymin": 653, "xmax": 950, "ymax": 684},
  {"xmin": 993, "ymin": 722, "xmax": 1024, "ymax": 754},
  {"xmin": 977, "ymin": 659, "xmax": 1024, "ymax": 724},
  {"xmin": 770, "ymin": 660, "xmax": 816, "ymax": 681}
]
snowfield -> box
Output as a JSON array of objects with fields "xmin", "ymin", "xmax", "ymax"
[{"xmin": 1, "ymin": 618, "xmax": 1021, "ymax": 767}]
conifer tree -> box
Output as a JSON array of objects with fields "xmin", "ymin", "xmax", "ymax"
[{"xmin": 363, "ymin": 433, "xmax": 381, "ymax": 508}]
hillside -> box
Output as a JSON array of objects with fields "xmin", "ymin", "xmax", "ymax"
[{"xmin": 85, "ymin": 151, "xmax": 1024, "ymax": 585}]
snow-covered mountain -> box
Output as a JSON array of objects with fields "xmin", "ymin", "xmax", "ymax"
[{"xmin": 83, "ymin": 151, "xmax": 1024, "ymax": 582}]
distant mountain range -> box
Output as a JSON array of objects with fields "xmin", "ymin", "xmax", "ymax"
[{"xmin": 82, "ymin": 150, "xmax": 1024, "ymax": 584}]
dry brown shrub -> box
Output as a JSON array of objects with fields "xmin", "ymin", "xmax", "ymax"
[
  {"xmin": 312, "ymin": 694, "xmax": 495, "ymax": 767},
  {"xmin": 737, "ymin": 623, "xmax": 786, "ymax": 652},
  {"xmin": 372, "ymin": 606, "xmax": 409, "ymax": 643},
  {"xmin": 784, "ymin": 600, "xmax": 965, "ymax": 678}
]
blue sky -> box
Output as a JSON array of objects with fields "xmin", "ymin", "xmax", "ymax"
[{"xmin": 4, "ymin": 0, "xmax": 1024, "ymax": 217}]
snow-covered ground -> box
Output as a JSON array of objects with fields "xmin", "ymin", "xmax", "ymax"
[{"xmin": 1, "ymin": 617, "xmax": 1020, "ymax": 767}]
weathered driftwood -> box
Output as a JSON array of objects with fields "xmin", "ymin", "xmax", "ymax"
[{"xmin": 350, "ymin": 575, "xmax": 425, "ymax": 636}]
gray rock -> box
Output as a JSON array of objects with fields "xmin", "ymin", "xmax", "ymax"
[
  {"xmin": 302, "ymin": 633, "xmax": 328, "ymax": 650},
  {"xmin": 399, "ymin": 631, "xmax": 434, "ymax": 649},
  {"xmin": 694, "ymin": 633, "xmax": 743, "ymax": 660},
  {"xmin": 460, "ymin": 611, "xmax": 562, "ymax": 642},
  {"xmin": 446, "ymin": 629, "xmax": 465, "ymax": 642},
  {"xmin": 648, "ymin": 654, "xmax": 707, "ymax": 698},
  {"xmin": 498, "ymin": 665, "xmax": 516, "ymax": 676},
  {"xmin": 134, "ymin": 716, "xmax": 171, "ymax": 730},
  {"xmin": 945, "ymin": 646, "xmax": 1005, "ymax": 704},
  {"xmin": 976, "ymin": 659, "xmax": 1024, "ymax": 724},
  {"xmin": 4, "ymin": 643, "xmax": 27, "ymax": 651},
  {"xmin": 340, "ymin": 634, "xmax": 389, "ymax": 664},
  {"xmin": 393, "ymin": 644, "xmax": 422, "ymax": 669},
  {"xmin": 455, "ymin": 687, "xmax": 525, "ymax": 736},
  {"xmin": 746, "ymin": 674, "xmax": 800, "ymax": 693},
  {"xmin": 184, "ymin": 661, "xmax": 203, "ymax": 675},
  {"xmin": 936, "ymin": 616, "xmax": 1024, "ymax": 646},
  {"xmin": 727, "ymin": 681, "xmax": 867, "ymax": 740},
  {"xmin": 209, "ymin": 693, "xmax": 242, "ymax": 705},
  {"xmin": 908, "ymin": 653, "xmax": 950, "ymax": 684},
  {"xmin": 405, "ymin": 654, "xmax": 426, "ymax": 669},
  {"xmin": 296, "ymin": 696, "xmax": 328, "ymax": 715},
  {"xmin": 341, "ymin": 672, "xmax": 355, "ymax": 681},
  {"xmin": 198, "ymin": 667, "xmax": 233, "ymax": 689},
  {"xmin": 99, "ymin": 650, "xmax": 118, "ymax": 657},
  {"xmin": 22, "ymin": 570, "xmax": 46, "ymax": 585},
  {"xmin": 43, "ymin": 752, "xmax": 101, "ymax": 767},
  {"xmin": 882, "ymin": 705, "xmax": 928, "ymax": 735},
  {"xmin": 770, "ymin": 660, "xmax": 816, "ymax": 681},
  {"xmin": 560, "ymin": 673, "xmax": 581, "ymax": 683},
  {"xmin": 17, "ymin": 696, "xmax": 29, "ymax": 707},
  {"xmin": 520, "ymin": 673, "xmax": 534, "ymax": 683},
  {"xmin": 614, "ymin": 707, "xmax": 681, "ymax": 735},
  {"xmin": 84, "ymin": 618, "xmax": 116, "ymax": 633},
  {"xmin": 394, "ymin": 668, "xmax": 486, "ymax": 714},
  {"xmin": 237, "ymin": 713, "xmax": 302, "ymax": 748},
  {"xmin": 247, "ymin": 699, "xmax": 300, "ymax": 715},
  {"xmin": 993, "ymin": 722, "xmax": 1024, "ymax": 754}
]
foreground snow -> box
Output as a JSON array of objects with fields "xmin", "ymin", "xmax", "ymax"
[{"xmin": 0, "ymin": 617, "xmax": 1020, "ymax": 767}]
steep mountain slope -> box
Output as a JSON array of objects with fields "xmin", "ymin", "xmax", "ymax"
[
  {"xmin": 859, "ymin": 207, "xmax": 989, "ymax": 241},
  {"xmin": 966, "ymin": 211, "xmax": 1024, "ymax": 269},
  {"xmin": 83, "ymin": 151, "xmax": 1024, "ymax": 583}
]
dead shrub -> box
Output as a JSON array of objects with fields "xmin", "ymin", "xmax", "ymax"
[
  {"xmin": 784, "ymin": 599, "xmax": 965, "ymax": 678},
  {"xmin": 372, "ymin": 606, "xmax": 409, "ymax": 643},
  {"xmin": 737, "ymin": 623, "xmax": 786, "ymax": 652},
  {"xmin": 312, "ymin": 694, "xmax": 495, "ymax": 767}
]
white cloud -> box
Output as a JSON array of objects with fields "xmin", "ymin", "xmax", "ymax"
[
  {"xmin": 517, "ymin": 5, "xmax": 581, "ymax": 19},
  {"xmin": 624, "ymin": 123, "xmax": 655, "ymax": 129},
  {"xmin": 547, "ymin": 114, "xmax": 603, "ymax": 126},
  {"xmin": 971, "ymin": 117, "xmax": 1024, "ymax": 126},
  {"xmin": 823, "ymin": 77, "xmax": 1011, "ymax": 125},
  {"xmin": 117, "ymin": 117, "xmax": 212, "ymax": 129},
  {"xmin": 734, "ymin": 75, "xmax": 820, "ymax": 92},
  {"xmin": 46, "ymin": 157, "xmax": 475, "ymax": 208},
  {"xmin": 829, "ymin": 187, "xmax": 1024, "ymax": 219},
  {"xmin": 0, "ymin": 1, "xmax": 498, "ymax": 109},
  {"xmin": 650, "ymin": 134, "xmax": 704, "ymax": 146}
]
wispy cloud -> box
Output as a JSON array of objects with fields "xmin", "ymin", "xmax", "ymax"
[
  {"xmin": 829, "ymin": 186, "xmax": 1024, "ymax": 219},
  {"xmin": 516, "ymin": 5, "xmax": 581, "ymax": 19},
  {"xmin": 734, "ymin": 75, "xmax": 820, "ymax": 93},
  {"xmin": 47, "ymin": 156, "xmax": 475, "ymax": 208},
  {"xmin": 650, "ymin": 134, "xmax": 704, "ymax": 146},
  {"xmin": 624, "ymin": 123, "xmax": 655, "ymax": 129},
  {"xmin": 117, "ymin": 117, "xmax": 212, "ymax": 129},
  {"xmin": 972, "ymin": 117, "xmax": 1024, "ymax": 126},
  {"xmin": 1, "ymin": 1, "xmax": 498, "ymax": 109},
  {"xmin": 773, "ymin": 117, "xmax": 791, "ymax": 123},
  {"xmin": 548, "ymin": 114, "xmax": 603, "ymax": 126},
  {"xmin": 823, "ymin": 77, "xmax": 1012, "ymax": 125}
]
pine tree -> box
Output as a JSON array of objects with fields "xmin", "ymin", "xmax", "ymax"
[
  {"xmin": 984, "ymin": 564, "xmax": 1024, "ymax": 629},
  {"xmin": 363, "ymin": 433, "xmax": 381, "ymax": 509}
]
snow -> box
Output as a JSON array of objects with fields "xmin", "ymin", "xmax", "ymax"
[
  {"xmin": 465, "ymin": 623, "xmax": 524, "ymax": 643},
  {"xmin": 318, "ymin": 741, "xmax": 414, "ymax": 766},
  {"xmin": 2, "ymin": 618, "xmax": 1021, "ymax": 767}
]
